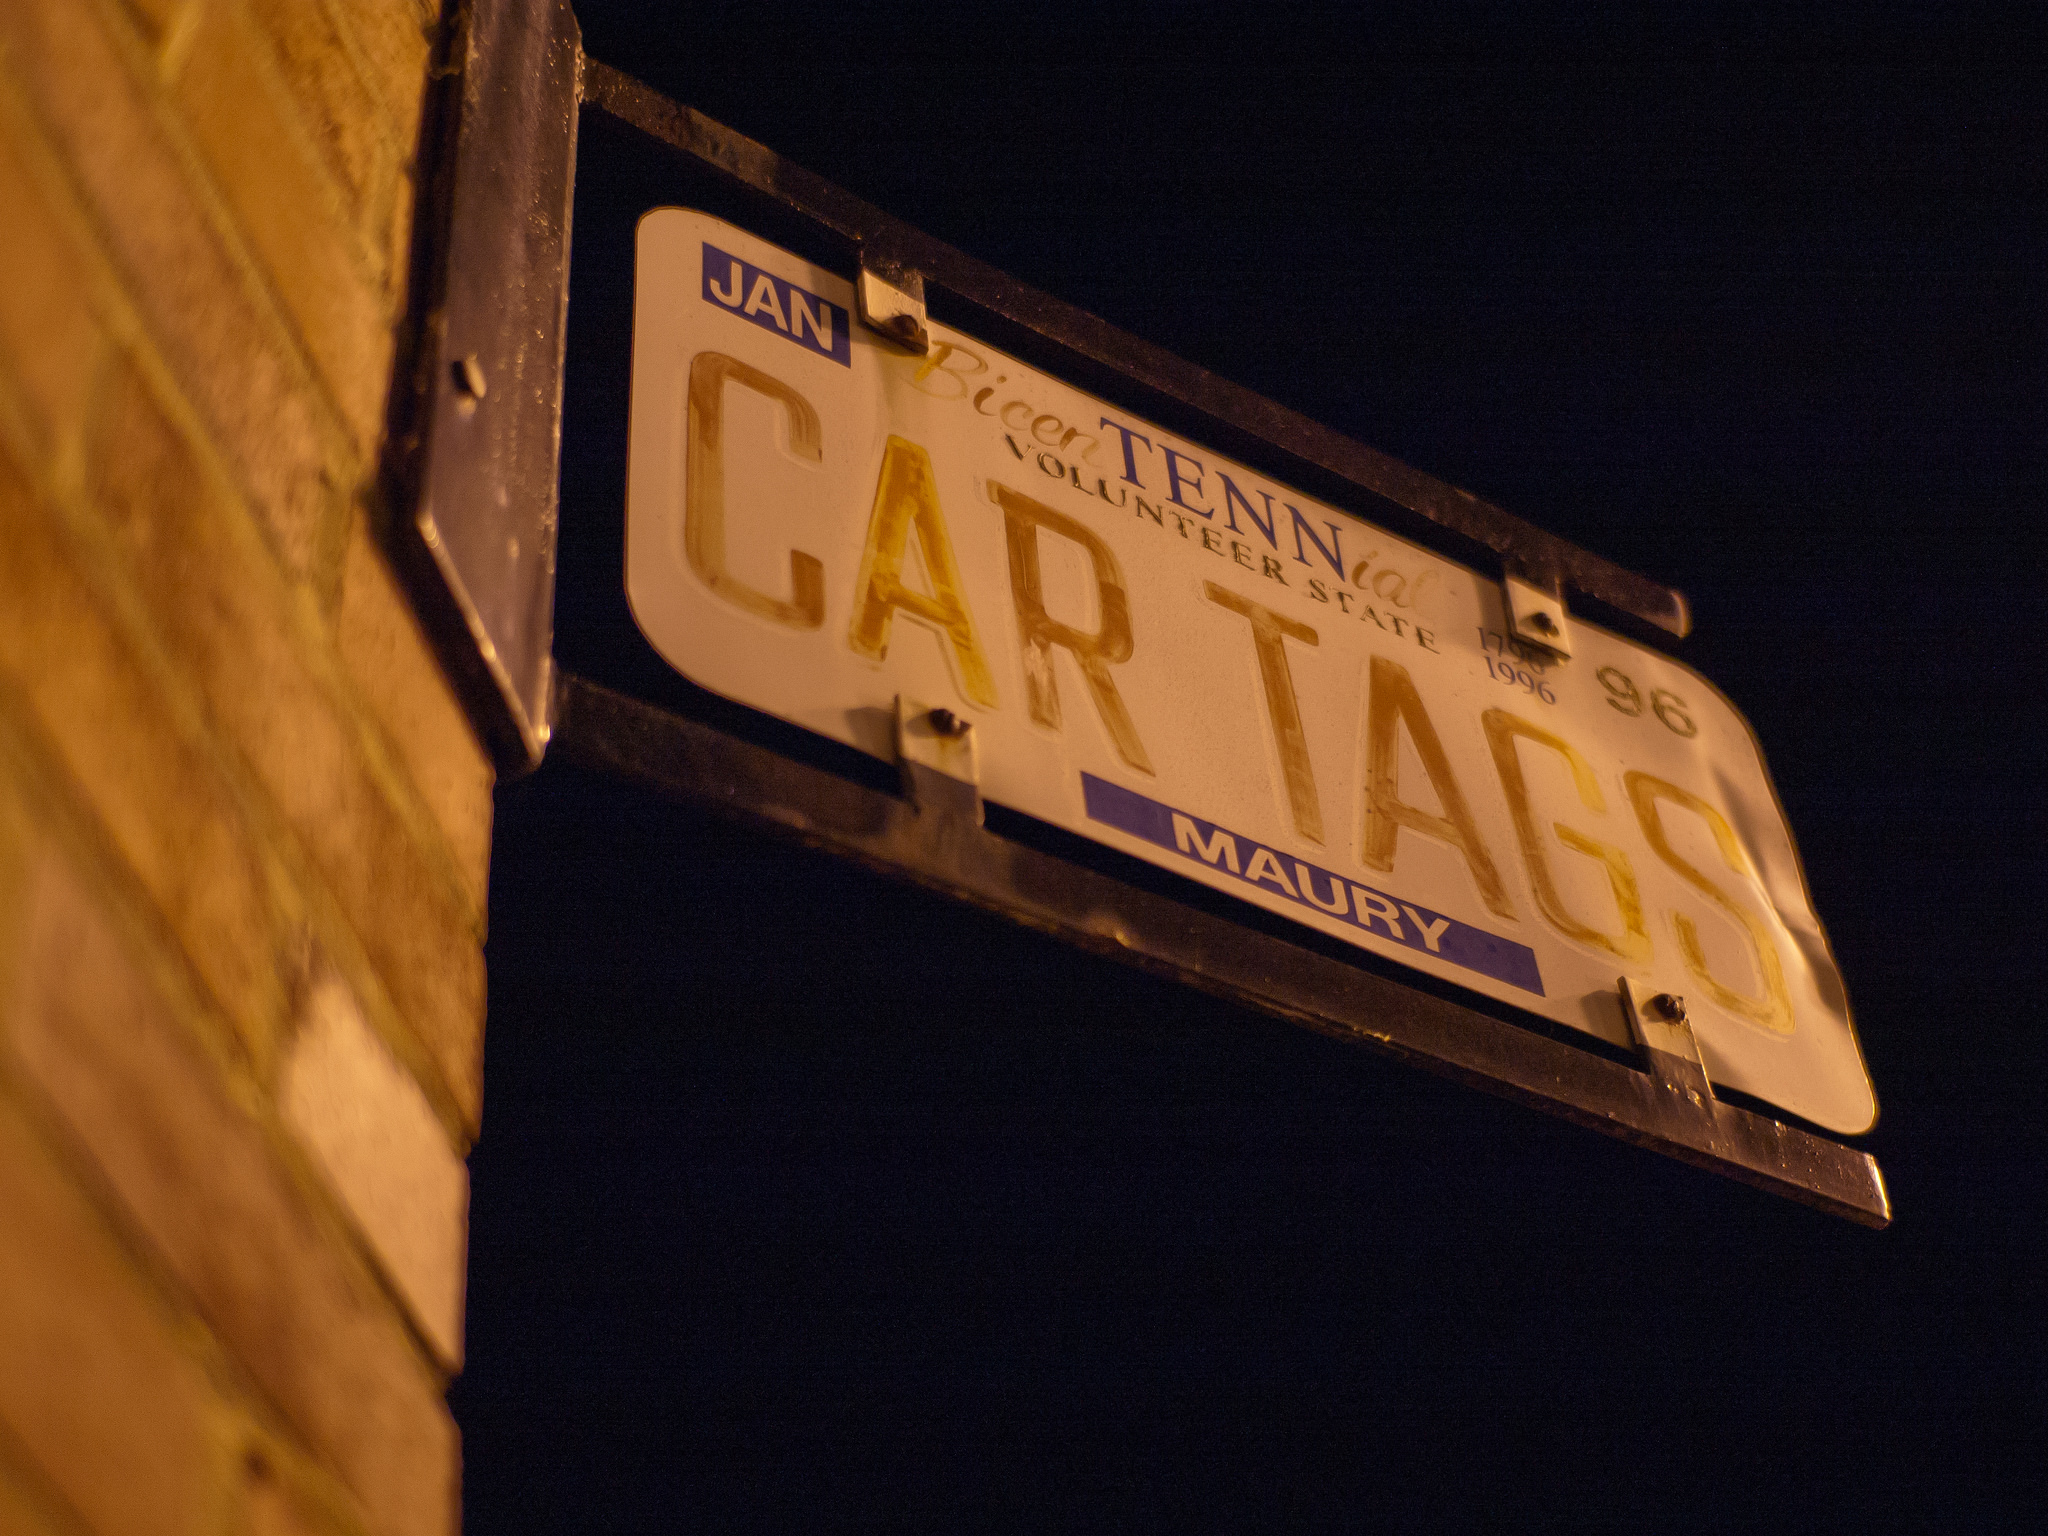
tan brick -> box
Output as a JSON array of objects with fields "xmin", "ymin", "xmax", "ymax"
[
  {"xmin": 283, "ymin": 975, "xmax": 469, "ymax": 1370},
  {"xmin": 0, "ymin": 0, "xmax": 344, "ymax": 578},
  {"xmin": 108, "ymin": 0, "xmax": 189, "ymax": 58},
  {"xmin": 240, "ymin": 1428, "xmax": 386, "ymax": 1536},
  {"xmin": 330, "ymin": 0, "xmax": 432, "ymax": 155},
  {"xmin": 0, "ymin": 1477, "xmax": 51, "ymax": 1535},
  {"xmin": 245, "ymin": 0, "xmax": 396, "ymax": 229},
  {"xmin": 0, "ymin": 122, "xmax": 104, "ymax": 466},
  {"xmin": 246, "ymin": 1460, "xmax": 355, "ymax": 1536},
  {"xmin": 171, "ymin": 0, "xmax": 392, "ymax": 452},
  {"xmin": 0, "ymin": 760, "xmax": 32, "ymax": 969},
  {"xmin": 282, "ymin": 978, "xmax": 468, "ymax": 1368},
  {"xmin": 338, "ymin": 511, "xmax": 494, "ymax": 915},
  {"xmin": 0, "ymin": 1092, "xmax": 235, "ymax": 1536},
  {"xmin": 82, "ymin": 353, "xmax": 485, "ymax": 1126},
  {"xmin": 4, "ymin": 841, "xmax": 460, "ymax": 1536},
  {"xmin": 0, "ymin": 1430, "xmax": 81, "ymax": 1536},
  {"xmin": 0, "ymin": 446, "xmax": 295, "ymax": 1064},
  {"xmin": 382, "ymin": 160, "xmax": 418, "ymax": 312},
  {"xmin": 0, "ymin": 1460, "xmax": 45, "ymax": 1536}
]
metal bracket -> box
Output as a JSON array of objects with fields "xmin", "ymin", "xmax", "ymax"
[
  {"xmin": 1619, "ymin": 977, "xmax": 1713, "ymax": 1118},
  {"xmin": 386, "ymin": 0, "xmax": 579, "ymax": 773},
  {"xmin": 1504, "ymin": 570, "xmax": 1571, "ymax": 658},
  {"xmin": 582, "ymin": 61, "xmax": 1697, "ymax": 639},
  {"xmin": 857, "ymin": 256, "xmax": 929, "ymax": 354},
  {"xmin": 553, "ymin": 675, "xmax": 1888, "ymax": 1226},
  {"xmin": 894, "ymin": 695, "xmax": 982, "ymax": 825}
]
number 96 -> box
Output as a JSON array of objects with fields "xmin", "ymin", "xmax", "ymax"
[{"xmin": 1598, "ymin": 666, "xmax": 1697, "ymax": 737}]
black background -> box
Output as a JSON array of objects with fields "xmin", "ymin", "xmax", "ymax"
[{"xmin": 454, "ymin": 4, "xmax": 2047, "ymax": 1528}]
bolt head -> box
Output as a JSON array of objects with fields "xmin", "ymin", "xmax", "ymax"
[
  {"xmin": 452, "ymin": 355, "xmax": 487, "ymax": 400},
  {"xmin": 1528, "ymin": 610, "xmax": 1558, "ymax": 633},
  {"xmin": 1649, "ymin": 992, "xmax": 1687, "ymax": 1023},
  {"xmin": 928, "ymin": 708, "xmax": 965, "ymax": 737}
]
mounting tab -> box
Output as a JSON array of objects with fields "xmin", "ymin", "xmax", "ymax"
[
  {"xmin": 1619, "ymin": 977, "xmax": 1713, "ymax": 1119},
  {"xmin": 894, "ymin": 695, "xmax": 982, "ymax": 825},
  {"xmin": 857, "ymin": 252, "xmax": 929, "ymax": 354},
  {"xmin": 1503, "ymin": 569, "xmax": 1571, "ymax": 659}
]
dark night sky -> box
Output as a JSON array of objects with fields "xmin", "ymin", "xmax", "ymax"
[{"xmin": 455, "ymin": 4, "xmax": 2047, "ymax": 1528}]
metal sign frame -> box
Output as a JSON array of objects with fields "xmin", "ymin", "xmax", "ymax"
[{"xmin": 391, "ymin": 2, "xmax": 1886, "ymax": 1225}]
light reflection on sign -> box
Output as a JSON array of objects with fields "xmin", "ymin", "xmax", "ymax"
[{"xmin": 625, "ymin": 207, "xmax": 1876, "ymax": 1135}]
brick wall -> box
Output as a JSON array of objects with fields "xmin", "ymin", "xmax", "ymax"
[{"xmin": 0, "ymin": 4, "xmax": 490, "ymax": 1535}]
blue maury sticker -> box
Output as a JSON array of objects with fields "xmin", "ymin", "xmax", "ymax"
[
  {"xmin": 701, "ymin": 242, "xmax": 851, "ymax": 367},
  {"xmin": 1082, "ymin": 774, "xmax": 1544, "ymax": 994}
]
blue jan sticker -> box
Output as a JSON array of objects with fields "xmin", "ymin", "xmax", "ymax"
[
  {"xmin": 1082, "ymin": 774, "xmax": 1544, "ymax": 995},
  {"xmin": 701, "ymin": 242, "xmax": 851, "ymax": 367}
]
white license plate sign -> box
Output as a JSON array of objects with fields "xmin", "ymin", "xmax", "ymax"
[{"xmin": 625, "ymin": 208, "xmax": 1876, "ymax": 1134}]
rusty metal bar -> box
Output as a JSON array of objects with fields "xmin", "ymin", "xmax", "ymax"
[
  {"xmin": 553, "ymin": 673, "xmax": 1887, "ymax": 1228},
  {"xmin": 578, "ymin": 57, "xmax": 1691, "ymax": 641}
]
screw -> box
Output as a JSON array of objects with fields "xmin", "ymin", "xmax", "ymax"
[
  {"xmin": 1649, "ymin": 992, "xmax": 1687, "ymax": 1024},
  {"xmin": 452, "ymin": 354, "xmax": 487, "ymax": 400},
  {"xmin": 1527, "ymin": 610, "xmax": 1558, "ymax": 634},
  {"xmin": 928, "ymin": 708, "xmax": 967, "ymax": 737},
  {"xmin": 884, "ymin": 312, "xmax": 927, "ymax": 349}
]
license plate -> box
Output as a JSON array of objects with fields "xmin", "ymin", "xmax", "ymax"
[{"xmin": 624, "ymin": 208, "xmax": 1875, "ymax": 1135}]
